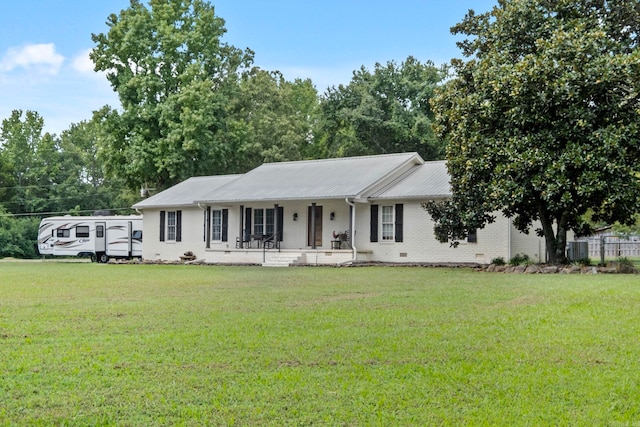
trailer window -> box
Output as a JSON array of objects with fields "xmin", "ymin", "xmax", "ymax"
[
  {"xmin": 132, "ymin": 230, "xmax": 142, "ymax": 240},
  {"xmin": 76, "ymin": 226, "xmax": 90, "ymax": 238},
  {"xmin": 96, "ymin": 225, "xmax": 104, "ymax": 238},
  {"xmin": 56, "ymin": 229, "xmax": 70, "ymax": 238}
]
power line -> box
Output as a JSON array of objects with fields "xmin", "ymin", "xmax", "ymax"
[{"xmin": 0, "ymin": 207, "xmax": 136, "ymax": 218}]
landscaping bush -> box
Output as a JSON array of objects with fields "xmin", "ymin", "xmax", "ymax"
[
  {"xmin": 491, "ymin": 257, "xmax": 506, "ymax": 266},
  {"xmin": 508, "ymin": 253, "xmax": 531, "ymax": 266}
]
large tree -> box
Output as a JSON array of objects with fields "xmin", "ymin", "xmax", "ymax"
[
  {"xmin": 90, "ymin": 0, "xmax": 253, "ymax": 190},
  {"xmin": 425, "ymin": 0, "xmax": 640, "ymax": 264},
  {"xmin": 0, "ymin": 110, "xmax": 61, "ymax": 215},
  {"xmin": 58, "ymin": 119, "xmax": 140, "ymax": 213},
  {"xmin": 228, "ymin": 69, "xmax": 319, "ymax": 170},
  {"xmin": 316, "ymin": 56, "xmax": 447, "ymax": 160}
]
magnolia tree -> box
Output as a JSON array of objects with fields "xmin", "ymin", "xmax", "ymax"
[{"xmin": 424, "ymin": 0, "xmax": 640, "ymax": 264}]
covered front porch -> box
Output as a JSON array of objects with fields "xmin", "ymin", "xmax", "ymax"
[{"xmin": 202, "ymin": 199, "xmax": 363, "ymax": 265}]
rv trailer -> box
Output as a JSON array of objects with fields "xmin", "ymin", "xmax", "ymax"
[{"xmin": 38, "ymin": 215, "xmax": 143, "ymax": 262}]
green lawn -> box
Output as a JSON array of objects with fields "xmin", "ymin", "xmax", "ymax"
[{"xmin": 1, "ymin": 262, "xmax": 639, "ymax": 426}]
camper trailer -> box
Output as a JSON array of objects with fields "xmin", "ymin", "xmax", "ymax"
[{"xmin": 38, "ymin": 215, "xmax": 143, "ymax": 262}]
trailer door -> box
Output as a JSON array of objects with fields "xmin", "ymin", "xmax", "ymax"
[{"xmin": 96, "ymin": 222, "xmax": 106, "ymax": 254}]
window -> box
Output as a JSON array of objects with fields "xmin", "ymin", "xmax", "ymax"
[
  {"xmin": 211, "ymin": 210, "xmax": 222, "ymax": 241},
  {"xmin": 254, "ymin": 208, "xmax": 275, "ymax": 236},
  {"xmin": 254, "ymin": 209, "xmax": 264, "ymax": 235},
  {"xmin": 381, "ymin": 206, "xmax": 394, "ymax": 241},
  {"xmin": 97, "ymin": 226, "xmax": 104, "ymax": 238},
  {"xmin": 56, "ymin": 229, "xmax": 70, "ymax": 238},
  {"xmin": 160, "ymin": 210, "xmax": 181, "ymax": 242},
  {"xmin": 167, "ymin": 211, "xmax": 176, "ymax": 241},
  {"xmin": 467, "ymin": 229, "xmax": 477, "ymax": 243},
  {"xmin": 132, "ymin": 230, "xmax": 142, "ymax": 240},
  {"xmin": 76, "ymin": 226, "xmax": 90, "ymax": 238},
  {"xmin": 370, "ymin": 204, "xmax": 403, "ymax": 243},
  {"xmin": 266, "ymin": 209, "xmax": 275, "ymax": 236}
]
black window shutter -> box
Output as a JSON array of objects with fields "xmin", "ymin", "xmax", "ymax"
[
  {"xmin": 159, "ymin": 210, "xmax": 166, "ymax": 242},
  {"xmin": 205, "ymin": 207, "xmax": 211, "ymax": 248},
  {"xmin": 176, "ymin": 210, "xmax": 182, "ymax": 242},
  {"xmin": 277, "ymin": 206, "xmax": 284, "ymax": 241},
  {"xmin": 467, "ymin": 229, "xmax": 477, "ymax": 243},
  {"xmin": 370, "ymin": 204, "xmax": 378, "ymax": 242},
  {"xmin": 222, "ymin": 209, "xmax": 229, "ymax": 242},
  {"xmin": 395, "ymin": 204, "xmax": 404, "ymax": 243},
  {"xmin": 244, "ymin": 207, "xmax": 252, "ymax": 240}
]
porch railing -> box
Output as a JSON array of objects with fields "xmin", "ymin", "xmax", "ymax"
[{"xmin": 262, "ymin": 232, "xmax": 281, "ymax": 263}]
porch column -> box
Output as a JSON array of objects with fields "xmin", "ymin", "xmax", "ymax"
[
  {"xmin": 346, "ymin": 198, "xmax": 357, "ymax": 261},
  {"xmin": 274, "ymin": 203, "xmax": 279, "ymax": 244},
  {"xmin": 239, "ymin": 205, "xmax": 244, "ymax": 248},
  {"xmin": 311, "ymin": 202, "xmax": 317, "ymax": 250}
]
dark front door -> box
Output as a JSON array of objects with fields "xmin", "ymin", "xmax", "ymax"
[{"xmin": 307, "ymin": 205, "xmax": 323, "ymax": 247}]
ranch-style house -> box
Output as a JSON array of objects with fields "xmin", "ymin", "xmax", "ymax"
[{"xmin": 132, "ymin": 152, "xmax": 547, "ymax": 266}]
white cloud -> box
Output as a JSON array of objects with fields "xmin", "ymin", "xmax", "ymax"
[
  {"xmin": 71, "ymin": 48, "xmax": 95, "ymax": 74},
  {"xmin": 0, "ymin": 43, "xmax": 65, "ymax": 75},
  {"xmin": 0, "ymin": 44, "xmax": 118, "ymax": 135}
]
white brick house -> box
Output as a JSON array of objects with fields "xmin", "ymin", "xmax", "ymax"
[{"xmin": 133, "ymin": 153, "xmax": 546, "ymax": 265}]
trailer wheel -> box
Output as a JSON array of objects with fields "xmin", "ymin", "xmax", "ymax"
[
  {"xmin": 90, "ymin": 253, "xmax": 97, "ymax": 263},
  {"xmin": 98, "ymin": 253, "xmax": 109, "ymax": 263}
]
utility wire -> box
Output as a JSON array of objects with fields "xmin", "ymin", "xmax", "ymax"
[{"xmin": 0, "ymin": 207, "xmax": 136, "ymax": 218}]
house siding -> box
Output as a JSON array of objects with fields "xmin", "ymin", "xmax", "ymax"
[
  {"xmin": 354, "ymin": 201, "xmax": 515, "ymax": 264},
  {"xmin": 142, "ymin": 207, "xmax": 204, "ymax": 261},
  {"xmin": 141, "ymin": 201, "xmax": 547, "ymax": 265}
]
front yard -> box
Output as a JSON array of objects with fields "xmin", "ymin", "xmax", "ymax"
[{"xmin": 1, "ymin": 262, "xmax": 638, "ymax": 425}]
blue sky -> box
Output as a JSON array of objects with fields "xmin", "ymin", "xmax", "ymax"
[{"xmin": 0, "ymin": 0, "xmax": 496, "ymax": 135}]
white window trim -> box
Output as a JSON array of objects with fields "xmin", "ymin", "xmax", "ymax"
[
  {"xmin": 253, "ymin": 208, "xmax": 275, "ymax": 236},
  {"xmin": 167, "ymin": 211, "xmax": 177, "ymax": 242},
  {"xmin": 211, "ymin": 209, "xmax": 223, "ymax": 242},
  {"xmin": 381, "ymin": 205, "xmax": 395, "ymax": 241}
]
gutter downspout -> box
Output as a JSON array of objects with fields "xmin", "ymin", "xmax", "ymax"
[
  {"xmin": 346, "ymin": 198, "xmax": 357, "ymax": 262},
  {"xmin": 508, "ymin": 219, "xmax": 512, "ymax": 262}
]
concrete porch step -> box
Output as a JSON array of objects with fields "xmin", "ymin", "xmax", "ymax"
[{"xmin": 262, "ymin": 252, "xmax": 303, "ymax": 267}]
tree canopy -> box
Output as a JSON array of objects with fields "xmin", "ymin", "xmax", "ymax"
[
  {"xmin": 228, "ymin": 69, "xmax": 319, "ymax": 171},
  {"xmin": 316, "ymin": 56, "xmax": 447, "ymax": 160},
  {"xmin": 425, "ymin": 0, "xmax": 640, "ymax": 264},
  {"xmin": 1, "ymin": 110, "xmax": 61, "ymax": 215},
  {"xmin": 91, "ymin": 0, "xmax": 254, "ymax": 190},
  {"xmin": 0, "ymin": 110, "xmax": 140, "ymax": 258}
]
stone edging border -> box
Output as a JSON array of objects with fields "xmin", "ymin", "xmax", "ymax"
[{"xmin": 485, "ymin": 263, "xmax": 638, "ymax": 274}]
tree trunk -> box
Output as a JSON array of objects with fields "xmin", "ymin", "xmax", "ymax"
[{"xmin": 539, "ymin": 210, "xmax": 569, "ymax": 265}]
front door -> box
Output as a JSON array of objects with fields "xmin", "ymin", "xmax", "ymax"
[{"xmin": 307, "ymin": 205, "xmax": 323, "ymax": 247}]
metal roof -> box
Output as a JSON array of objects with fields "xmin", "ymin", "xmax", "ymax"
[
  {"xmin": 132, "ymin": 175, "xmax": 242, "ymax": 209},
  {"xmin": 370, "ymin": 160, "xmax": 451, "ymax": 199},
  {"xmin": 196, "ymin": 152, "xmax": 424, "ymax": 203}
]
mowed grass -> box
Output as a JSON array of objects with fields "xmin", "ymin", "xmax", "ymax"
[{"xmin": 1, "ymin": 263, "xmax": 639, "ymax": 426}]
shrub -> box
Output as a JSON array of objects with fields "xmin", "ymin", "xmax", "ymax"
[
  {"xmin": 491, "ymin": 257, "xmax": 505, "ymax": 266},
  {"xmin": 617, "ymin": 257, "xmax": 635, "ymax": 269},
  {"xmin": 509, "ymin": 253, "xmax": 530, "ymax": 266},
  {"xmin": 573, "ymin": 257, "xmax": 592, "ymax": 267}
]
